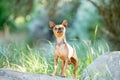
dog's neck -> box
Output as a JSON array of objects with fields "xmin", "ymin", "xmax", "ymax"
[{"xmin": 56, "ymin": 36, "xmax": 66, "ymax": 46}]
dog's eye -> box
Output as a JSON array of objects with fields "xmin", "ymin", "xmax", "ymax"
[{"xmin": 54, "ymin": 28, "xmax": 57, "ymax": 30}]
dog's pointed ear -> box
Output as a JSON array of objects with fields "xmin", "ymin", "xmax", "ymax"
[
  {"xmin": 49, "ymin": 21, "xmax": 56, "ymax": 28},
  {"xmin": 62, "ymin": 20, "xmax": 67, "ymax": 27}
]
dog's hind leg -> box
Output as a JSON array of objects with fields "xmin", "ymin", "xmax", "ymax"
[{"xmin": 71, "ymin": 57, "xmax": 78, "ymax": 78}]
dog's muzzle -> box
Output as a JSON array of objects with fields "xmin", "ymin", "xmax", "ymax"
[
  {"xmin": 57, "ymin": 28, "xmax": 63, "ymax": 33},
  {"xmin": 57, "ymin": 30, "xmax": 62, "ymax": 33}
]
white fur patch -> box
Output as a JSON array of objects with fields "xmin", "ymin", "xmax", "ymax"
[{"xmin": 66, "ymin": 43, "xmax": 73, "ymax": 59}]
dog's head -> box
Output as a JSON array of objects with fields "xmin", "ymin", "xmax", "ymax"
[{"xmin": 49, "ymin": 20, "xmax": 67, "ymax": 38}]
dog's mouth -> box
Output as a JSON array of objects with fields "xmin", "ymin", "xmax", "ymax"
[{"xmin": 57, "ymin": 30, "xmax": 63, "ymax": 33}]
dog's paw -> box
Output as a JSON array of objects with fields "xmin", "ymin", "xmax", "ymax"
[
  {"xmin": 61, "ymin": 75, "xmax": 66, "ymax": 78},
  {"xmin": 50, "ymin": 73, "xmax": 55, "ymax": 76},
  {"xmin": 61, "ymin": 74, "xmax": 66, "ymax": 78}
]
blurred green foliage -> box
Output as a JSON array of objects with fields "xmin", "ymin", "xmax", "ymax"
[
  {"xmin": 88, "ymin": 0, "xmax": 120, "ymax": 50},
  {"xmin": 0, "ymin": 0, "xmax": 120, "ymax": 49},
  {"xmin": 0, "ymin": 0, "xmax": 9, "ymax": 29},
  {"xmin": 0, "ymin": 0, "xmax": 33, "ymax": 31}
]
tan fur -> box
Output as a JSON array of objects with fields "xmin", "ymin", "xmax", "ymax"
[{"xmin": 49, "ymin": 20, "xmax": 78, "ymax": 78}]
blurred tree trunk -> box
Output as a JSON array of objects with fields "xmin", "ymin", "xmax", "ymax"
[
  {"xmin": 4, "ymin": 23, "xmax": 10, "ymax": 43},
  {"xmin": 88, "ymin": 0, "xmax": 120, "ymax": 50}
]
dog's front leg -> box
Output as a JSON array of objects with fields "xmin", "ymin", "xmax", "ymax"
[
  {"xmin": 61, "ymin": 60, "xmax": 68, "ymax": 77},
  {"xmin": 60, "ymin": 61, "xmax": 65, "ymax": 76},
  {"xmin": 51, "ymin": 55, "xmax": 58, "ymax": 76}
]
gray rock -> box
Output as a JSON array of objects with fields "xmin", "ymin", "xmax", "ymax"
[
  {"xmin": 0, "ymin": 69, "xmax": 75, "ymax": 80},
  {"xmin": 81, "ymin": 51, "xmax": 120, "ymax": 80}
]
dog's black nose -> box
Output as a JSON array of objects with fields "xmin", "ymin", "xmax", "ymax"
[
  {"xmin": 58, "ymin": 27, "xmax": 64, "ymax": 31},
  {"xmin": 58, "ymin": 28, "xmax": 61, "ymax": 30}
]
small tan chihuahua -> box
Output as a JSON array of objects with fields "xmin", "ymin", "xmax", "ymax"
[{"xmin": 49, "ymin": 20, "xmax": 78, "ymax": 78}]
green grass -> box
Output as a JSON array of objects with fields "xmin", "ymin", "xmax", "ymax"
[{"xmin": 0, "ymin": 39, "xmax": 110, "ymax": 79}]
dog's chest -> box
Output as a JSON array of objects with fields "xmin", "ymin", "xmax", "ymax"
[
  {"xmin": 56, "ymin": 44, "xmax": 67, "ymax": 55},
  {"xmin": 55, "ymin": 43, "xmax": 73, "ymax": 59}
]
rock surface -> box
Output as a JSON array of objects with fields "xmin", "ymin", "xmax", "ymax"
[
  {"xmin": 81, "ymin": 51, "xmax": 120, "ymax": 80},
  {"xmin": 0, "ymin": 69, "xmax": 75, "ymax": 80}
]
